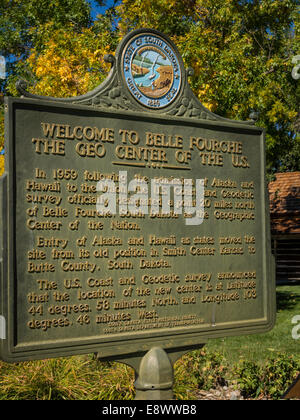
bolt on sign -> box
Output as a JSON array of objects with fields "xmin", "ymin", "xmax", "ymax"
[{"xmin": 0, "ymin": 29, "xmax": 275, "ymax": 363}]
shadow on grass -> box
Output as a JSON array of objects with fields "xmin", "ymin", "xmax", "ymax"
[{"xmin": 276, "ymin": 289, "xmax": 300, "ymax": 311}]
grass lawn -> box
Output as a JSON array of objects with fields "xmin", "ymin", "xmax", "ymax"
[
  {"xmin": 205, "ymin": 285, "xmax": 300, "ymax": 365},
  {"xmin": 0, "ymin": 285, "xmax": 299, "ymax": 399}
]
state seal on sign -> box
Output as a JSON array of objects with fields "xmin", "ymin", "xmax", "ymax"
[{"xmin": 122, "ymin": 32, "xmax": 182, "ymax": 109}]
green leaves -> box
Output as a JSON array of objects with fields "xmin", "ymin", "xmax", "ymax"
[
  {"xmin": 0, "ymin": 0, "xmax": 299, "ymax": 173},
  {"xmin": 0, "ymin": 0, "xmax": 91, "ymax": 57},
  {"xmin": 173, "ymin": 0, "xmax": 299, "ymax": 173}
]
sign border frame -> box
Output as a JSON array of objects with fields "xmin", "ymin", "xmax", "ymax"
[{"xmin": 0, "ymin": 96, "xmax": 276, "ymax": 362}]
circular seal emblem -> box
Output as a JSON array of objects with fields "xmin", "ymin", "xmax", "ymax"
[{"xmin": 122, "ymin": 32, "xmax": 182, "ymax": 109}]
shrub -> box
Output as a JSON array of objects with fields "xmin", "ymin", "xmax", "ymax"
[
  {"xmin": 185, "ymin": 350, "xmax": 228, "ymax": 391},
  {"xmin": 233, "ymin": 353, "xmax": 300, "ymax": 399},
  {"xmin": 233, "ymin": 360, "xmax": 262, "ymax": 398},
  {"xmin": 261, "ymin": 353, "xmax": 300, "ymax": 399}
]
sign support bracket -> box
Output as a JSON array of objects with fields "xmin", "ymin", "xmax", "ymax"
[{"xmin": 97, "ymin": 343, "xmax": 206, "ymax": 400}]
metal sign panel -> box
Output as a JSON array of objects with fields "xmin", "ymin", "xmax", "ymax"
[{"xmin": 0, "ymin": 29, "xmax": 276, "ymax": 362}]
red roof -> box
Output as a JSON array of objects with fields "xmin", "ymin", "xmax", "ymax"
[{"xmin": 268, "ymin": 172, "xmax": 300, "ymax": 234}]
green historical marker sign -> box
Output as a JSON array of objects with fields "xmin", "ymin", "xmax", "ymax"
[{"xmin": 0, "ymin": 29, "xmax": 275, "ymax": 366}]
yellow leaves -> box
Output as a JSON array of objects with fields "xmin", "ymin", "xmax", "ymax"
[
  {"xmin": 0, "ymin": 155, "xmax": 4, "ymax": 177},
  {"xmin": 167, "ymin": 0, "xmax": 178, "ymax": 9},
  {"xmin": 197, "ymin": 83, "xmax": 210, "ymax": 96},
  {"xmin": 202, "ymin": 102, "xmax": 214, "ymax": 111},
  {"xmin": 93, "ymin": 49, "xmax": 102, "ymax": 58},
  {"xmin": 35, "ymin": 65, "xmax": 45, "ymax": 78},
  {"xmin": 117, "ymin": 0, "xmax": 197, "ymax": 37},
  {"xmin": 26, "ymin": 26, "xmax": 113, "ymax": 98},
  {"xmin": 195, "ymin": 4, "xmax": 209, "ymax": 20},
  {"xmin": 267, "ymin": 100, "xmax": 297, "ymax": 124}
]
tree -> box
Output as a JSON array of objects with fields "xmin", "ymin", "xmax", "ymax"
[
  {"xmin": 116, "ymin": 0, "xmax": 300, "ymax": 174},
  {"xmin": 0, "ymin": 0, "xmax": 105, "ymax": 169},
  {"xmin": 7, "ymin": 19, "xmax": 118, "ymax": 98},
  {"xmin": 0, "ymin": 0, "xmax": 299, "ymax": 177},
  {"xmin": 0, "ymin": 0, "xmax": 97, "ymax": 94},
  {"xmin": 117, "ymin": 0, "xmax": 197, "ymax": 37}
]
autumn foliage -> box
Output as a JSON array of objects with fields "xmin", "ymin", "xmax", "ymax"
[{"xmin": 0, "ymin": 0, "xmax": 299, "ymax": 176}]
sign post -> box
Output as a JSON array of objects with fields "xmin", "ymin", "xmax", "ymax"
[{"xmin": 0, "ymin": 29, "xmax": 276, "ymax": 399}]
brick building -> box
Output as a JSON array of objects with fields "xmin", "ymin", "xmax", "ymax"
[{"xmin": 269, "ymin": 172, "xmax": 300, "ymax": 283}]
